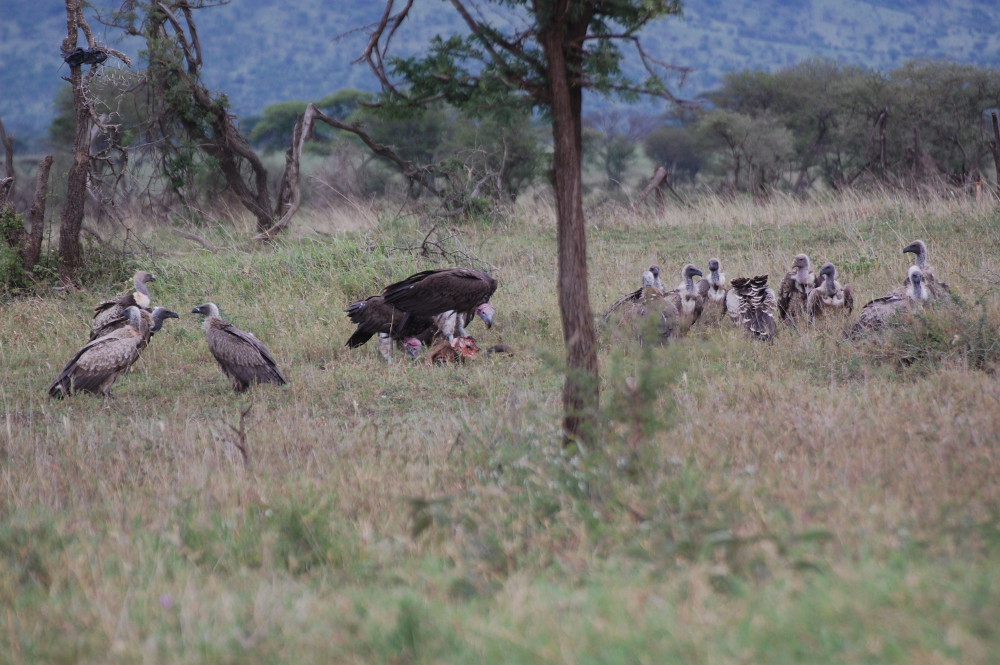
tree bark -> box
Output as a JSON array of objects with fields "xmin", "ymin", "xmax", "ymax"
[
  {"xmin": 24, "ymin": 155, "xmax": 53, "ymax": 272},
  {"xmin": 540, "ymin": 4, "xmax": 599, "ymax": 447},
  {"xmin": 59, "ymin": 51, "xmax": 91, "ymax": 285},
  {"xmin": 989, "ymin": 111, "xmax": 1000, "ymax": 197}
]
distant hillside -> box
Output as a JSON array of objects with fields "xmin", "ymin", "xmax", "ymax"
[{"xmin": 2, "ymin": 0, "xmax": 999, "ymax": 145}]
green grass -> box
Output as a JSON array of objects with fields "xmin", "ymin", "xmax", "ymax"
[{"xmin": 1, "ymin": 191, "xmax": 999, "ymax": 663}]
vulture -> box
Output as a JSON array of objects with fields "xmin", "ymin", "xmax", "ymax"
[
  {"xmin": 902, "ymin": 239, "xmax": 951, "ymax": 300},
  {"xmin": 807, "ymin": 263, "xmax": 854, "ymax": 320},
  {"xmin": 724, "ymin": 275, "xmax": 778, "ymax": 342},
  {"xmin": 382, "ymin": 267, "xmax": 497, "ymax": 339},
  {"xmin": 191, "ymin": 303, "xmax": 288, "ymax": 392},
  {"xmin": 90, "ymin": 270, "xmax": 156, "ymax": 339},
  {"xmin": 49, "ymin": 306, "xmax": 146, "ymax": 399},
  {"xmin": 695, "ymin": 258, "xmax": 727, "ymax": 323},
  {"xmin": 344, "ymin": 295, "xmax": 436, "ymax": 361},
  {"xmin": 849, "ymin": 266, "xmax": 929, "ymax": 337},
  {"xmin": 663, "ymin": 264, "xmax": 705, "ymax": 332},
  {"xmin": 604, "ymin": 265, "xmax": 666, "ymax": 320},
  {"xmin": 92, "ymin": 305, "xmax": 179, "ymax": 346},
  {"xmin": 777, "ymin": 254, "xmax": 817, "ymax": 322}
]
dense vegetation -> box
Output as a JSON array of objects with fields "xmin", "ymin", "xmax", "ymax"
[{"xmin": 2, "ymin": 192, "xmax": 999, "ymax": 663}]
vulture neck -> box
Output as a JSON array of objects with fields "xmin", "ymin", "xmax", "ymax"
[
  {"xmin": 913, "ymin": 246, "xmax": 927, "ymax": 269},
  {"xmin": 826, "ymin": 274, "xmax": 837, "ymax": 295},
  {"xmin": 795, "ymin": 266, "xmax": 810, "ymax": 286},
  {"xmin": 684, "ymin": 275, "xmax": 695, "ymax": 293},
  {"xmin": 908, "ymin": 279, "xmax": 926, "ymax": 301}
]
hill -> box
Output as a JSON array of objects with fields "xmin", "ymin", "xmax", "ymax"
[{"xmin": 2, "ymin": 0, "xmax": 999, "ymax": 144}]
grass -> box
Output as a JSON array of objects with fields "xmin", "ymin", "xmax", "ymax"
[{"xmin": 1, "ymin": 190, "xmax": 999, "ymax": 663}]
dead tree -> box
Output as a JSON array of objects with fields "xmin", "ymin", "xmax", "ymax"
[
  {"xmin": 0, "ymin": 117, "xmax": 54, "ymax": 278},
  {"xmin": 989, "ymin": 111, "xmax": 1000, "ymax": 197}
]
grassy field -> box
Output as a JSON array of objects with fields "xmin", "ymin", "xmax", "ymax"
[{"xmin": 1, "ymin": 191, "xmax": 999, "ymax": 664}]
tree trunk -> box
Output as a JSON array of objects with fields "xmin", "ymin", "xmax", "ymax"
[
  {"xmin": 541, "ymin": 7, "xmax": 599, "ymax": 447},
  {"xmin": 59, "ymin": 54, "xmax": 91, "ymax": 284},
  {"xmin": 24, "ymin": 155, "xmax": 53, "ymax": 271},
  {"xmin": 989, "ymin": 111, "xmax": 1000, "ymax": 197}
]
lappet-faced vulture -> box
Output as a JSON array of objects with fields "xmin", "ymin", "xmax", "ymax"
[
  {"xmin": 382, "ymin": 268, "xmax": 497, "ymax": 339},
  {"xmin": 191, "ymin": 303, "xmax": 288, "ymax": 392},
  {"xmin": 777, "ymin": 254, "xmax": 817, "ymax": 322},
  {"xmin": 849, "ymin": 265, "xmax": 929, "ymax": 338},
  {"xmin": 724, "ymin": 275, "xmax": 778, "ymax": 342},
  {"xmin": 90, "ymin": 271, "xmax": 156, "ymax": 339},
  {"xmin": 344, "ymin": 295, "xmax": 436, "ymax": 361},
  {"xmin": 902, "ymin": 239, "xmax": 951, "ymax": 300},
  {"xmin": 49, "ymin": 306, "xmax": 146, "ymax": 399},
  {"xmin": 807, "ymin": 263, "xmax": 854, "ymax": 320}
]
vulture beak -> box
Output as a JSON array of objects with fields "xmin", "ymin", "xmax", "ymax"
[
  {"xmin": 191, "ymin": 306, "xmax": 202, "ymax": 315},
  {"xmin": 164, "ymin": 310, "xmax": 180, "ymax": 320},
  {"xmin": 690, "ymin": 267, "xmax": 703, "ymax": 278},
  {"xmin": 902, "ymin": 242, "xmax": 919, "ymax": 255},
  {"xmin": 477, "ymin": 303, "xmax": 495, "ymax": 328}
]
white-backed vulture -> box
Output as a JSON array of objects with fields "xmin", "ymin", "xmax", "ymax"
[
  {"xmin": 191, "ymin": 303, "xmax": 288, "ymax": 392},
  {"xmin": 807, "ymin": 263, "xmax": 854, "ymax": 320},
  {"xmin": 849, "ymin": 266, "xmax": 929, "ymax": 337},
  {"xmin": 724, "ymin": 275, "xmax": 777, "ymax": 342},
  {"xmin": 695, "ymin": 258, "xmax": 727, "ymax": 323},
  {"xmin": 92, "ymin": 305, "xmax": 179, "ymax": 347},
  {"xmin": 902, "ymin": 239, "xmax": 951, "ymax": 299},
  {"xmin": 382, "ymin": 267, "xmax": 497, "ymax": 339},
  {"xmin": 90, "ymin": 271, "xmax": 155, "ymax": 339},
  {"xmin": 663, "ymin": 264, "xmax": 705, "ymax": 332},
  {"xmin": 344, "ymin": 295, "xmax": 436, "ymax": 360},
  {"xmin": 777, "ymin": 254, "xmax": 816, "ymax": 322},
  {"xmin": 49, "ymin": 306, "xmax": 146, "ymax": 399},
  {"xmin": 604, "ymin": 265, "xmax": 666, "ymax": 321}
]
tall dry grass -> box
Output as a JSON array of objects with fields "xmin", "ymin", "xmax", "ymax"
[{"xmin": 1, "ymin": 190, "xmax": 998, "ymax": 664}]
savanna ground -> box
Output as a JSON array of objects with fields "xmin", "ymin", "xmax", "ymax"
[{"xmin": 1, "ymin": 191, "xmax": 999, "ymax": 664}]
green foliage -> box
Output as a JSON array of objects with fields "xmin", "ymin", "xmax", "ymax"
[{"xmin": 643, "ymin": 125, "xmax": 702, "ymax": 181}]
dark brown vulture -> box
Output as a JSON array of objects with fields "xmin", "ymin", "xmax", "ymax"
[
  {"xmin": 807, "ymin": 263, "xmax": 854, "ymax": 320},
  {"xmin": 777, "ymin": 254, "xmax": 817, "ymax": 322},
  {"xmin": 49, "ymin": 306, "xmax": 146, "ymax": 399},
  {"xmin": 902, "ymin": 239, "xmax": 951, "ymax": 300},
  {"xmin": 191, "ymin": 303, "xmax": 288, "ymax": 392},
  {"xmin": 382, "ymin": 268, "xmax": 497, "ymax": 339},
  {"xmin": 90, "ymin": 271, "xmax": 156, "ymax": 340},
  {"xmin": 724, "ymin": 275, "xmax": 778, "ymax": 342},
  {"xmin": 695, "ymin": 258, "xmax": 727, "ymax": 323},
  {"xmin": 604, "ymin": 265, "xmax": 665, "ymax": 320},
  {"xmin": 849, "ymin": 266, "xmax": 929, "ymax": 338},
  {"xmin": 344, "ymin": 295, "xmax": 437, "ymax": 361}
]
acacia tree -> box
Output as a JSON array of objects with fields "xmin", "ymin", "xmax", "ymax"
[{"xmin": 365, "ymin": 0, "xmax": 683, "ymax": 445}]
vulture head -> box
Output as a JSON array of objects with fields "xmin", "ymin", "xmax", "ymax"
[
  {"xmin": 150, "ymin": 307, "xmax": 180, "ymax": 333},
  {"xmin": 907, "ymin": 266, "xmax": 927, "ymax": 301},
  {"xmin": 648, "ymin": 265, "xmax": 661, "ymax": 279},
  {"xmin": 131, "ymin": 271, "xmax": 155, "ymax": 308},
  {"xmin": 818, "ymin": 263, "xmax": 837, "ymax": 292},
  {"xmin": 403, "ymin": 337, "xmax": 423, "ymax": 358},
  {"xmin": 790, "ymin": 254, "xmax": 812, "ymax": 283},
  {"xmin": 707, "ymin": 258, "xmax": 721, "ymax": 274},
  {"xmin": 681, "ymin": 264, "xmax": 703, "ymax": 292},
  {"xmin": 903, "ymin": 240, "xmax": 928, "ymax": 268},
  {"xmin": 191, "ymin": 302, "xmax": 221, "ymax": 318},
  {"xmin": 475, "ymin": 302, "xmax": 495, "ymax": 328}
]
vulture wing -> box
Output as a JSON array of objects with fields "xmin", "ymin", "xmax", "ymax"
[
  {"xmin": 776, "ymin": 271, "xmax": 797, "ymax": 320},
  {"xmin": 848, "ymin": 294, "xmax": 906, "ymax": 337},
  {"xmin": 49, "ymin": 327, "xmax": 144, "ymax": 398},
  {"xmin": 603, "ymin": 288, "xmax": 643, "ymax": 321},
  {"xmin": 207, "ymin": 321, "xmax": 288, "ymax": 391},
  {"xmin": 726, "ymin": 275, "xmax": 777, "ymax": 342},
  {"xmin": 382, "ymin": 268, "xmax": 497, "ymax": 318}
]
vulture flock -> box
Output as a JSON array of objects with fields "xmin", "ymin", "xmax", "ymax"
[
  {"xmin": 45, "ymin": 239, "xmax": 948, "ymax": 400},
  {"xmin": 47, "ymin": 267, "xmax": 499, "ymax": 399},
  {"xmin": 604, "ymin": 239, "xmax": 951, "ymax": 345}
]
